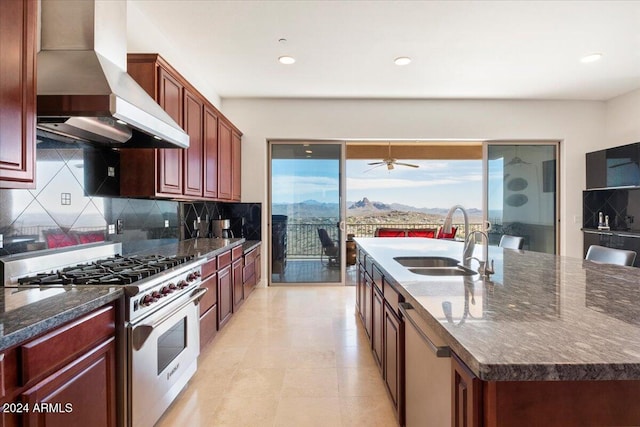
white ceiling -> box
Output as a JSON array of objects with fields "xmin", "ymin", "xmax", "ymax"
[{"xmin": 130, "ymin": 0, "xmax": 640, "ymax": 101}]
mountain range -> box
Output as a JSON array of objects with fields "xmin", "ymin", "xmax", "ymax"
[{"xmin": 272, "ymin": 198, "xmax": 482, "ymax": 220}]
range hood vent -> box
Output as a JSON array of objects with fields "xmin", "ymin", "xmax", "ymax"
[{"xmin": 36, "ymin": 0, "xmax": 189, "ymax": 149}]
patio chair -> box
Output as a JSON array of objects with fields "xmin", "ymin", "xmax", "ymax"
[{"xmin": 318, "ymin": 228, "xmax": 339, "ymax": 267}]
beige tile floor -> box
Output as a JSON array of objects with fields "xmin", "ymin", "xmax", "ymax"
[{"xmin": 156, "ymin": 285, "xmax": 398, "ymax": 427}]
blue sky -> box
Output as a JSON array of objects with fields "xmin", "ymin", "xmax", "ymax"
[{"xmin": 272, "ymin": 158, "xmax": 484, "ymax": 209}]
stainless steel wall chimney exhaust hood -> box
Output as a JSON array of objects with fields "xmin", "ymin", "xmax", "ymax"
[{"xmin": 36, "ymin": 0, "xmax": 189, "ymax": 149}]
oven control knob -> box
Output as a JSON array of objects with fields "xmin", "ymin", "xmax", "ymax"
[
  {"xmin": 194, "ymin": 270, "xmax": 201, "ymax": 278},
  {"xmin": 169, "ymin": 283, "xmax": 177, "ymax": 290},
  {"xmin": 152, "ymin": 291, "xmax": 162, "ymax": 299},
  {"xmin": 141, "ymin": 294, "xmax": 153, "ymax": 306},
  {"xmin": 161, "ymin": 286, "xmax": 173, "ymax": 295},
  {"xmin": 177, "ymin": 280, "xmax": 188, "ymax": 289},
  {"xmin": 187, "ymin": 273, "xmax": 196, "ymax": 282}
]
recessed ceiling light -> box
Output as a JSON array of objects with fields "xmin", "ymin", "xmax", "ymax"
[
  {"xmin": 305, "ymin": 150, "xmax": 313, "ymax": 154},
  {"xmin": 580, "ymin": 53, "xmax": 603, "ymax": 63},
  {"xmin": 153, "ymin": 135, "xmax": 162, "ymax": 140},
  {"xmin": 278, "ymin": 56, "xmax": 296, "ymax": 65},
  {"xmin": 394, "ymin": 56, "xmax": 412, "ymax": 66}
]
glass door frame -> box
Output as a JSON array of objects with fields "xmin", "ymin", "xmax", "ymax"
[
  {"xmin": 482, "ymin": 140, "xmax": 561, "ymax": 253},
  {"xmin": 267, "ymin": 139, "xmax": 347, "ymax": 286}
]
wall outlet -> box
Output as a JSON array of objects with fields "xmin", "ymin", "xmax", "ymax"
[
  {"xmin": 108, "ymin": 224, "xmax": 115, "ymax": 235},
  {"xmin": 573, "ymin": 215, "xmax": 581, "ymax": 224},
  {"xmin": 107, "ymin": 166, "xmax": 115, "ymax": 177},
  {"xmin": 116, "ymin": 219, "xmax": 124, "ymax": 234},
  {"xmin": 0, "ymin": 234, "xmax": 3, "ymax": 249},
  {"xmin": 164, "ymin": 220, "xmax": 170, "ymax": 228}
]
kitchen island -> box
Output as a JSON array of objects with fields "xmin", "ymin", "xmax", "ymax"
[{"xmin": 355, "ymin": 237, "xmax": 640, "ymax": 426}]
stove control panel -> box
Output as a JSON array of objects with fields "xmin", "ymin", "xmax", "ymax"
[{"xmin": 130, "ymin": 265, "xmax": 203, "ymax": 320}]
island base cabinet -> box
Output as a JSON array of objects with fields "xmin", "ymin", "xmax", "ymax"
[
  {"xmin": 383, "ymin": 303, "xmax": 403, "ymax": 423},
  {"xmin": 452, "ymin": 353, "xmax": 482, "ymax": 427},
  {"xmin": 482, "ymin": 378, "xmax": 640, "ymax": 427}
]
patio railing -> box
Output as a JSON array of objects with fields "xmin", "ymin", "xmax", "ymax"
[{"xmin": 285, "ymin": 221, "xmax": 486, "ymax": 258}]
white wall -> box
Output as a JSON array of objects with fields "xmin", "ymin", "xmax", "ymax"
[
  {"xmin": 126, "ymin": 2, "xmax": 222, "ymax": 107},
  {"xmin": 222, "ymin": 98, "xmax": 606, "ymax": 264},
  {"xmin": 605, "ymin": 88, "xmax": 640, "ymax": 147}
]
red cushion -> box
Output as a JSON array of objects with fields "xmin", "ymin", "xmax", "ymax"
[
  {"xmin": 436, "ymin": 227, "xmax": 457, "ymax": 239},
  {"xmin": 75, "ymin": 232, "xmax": 105, "ymax": 244},
  {"xmin": 407, "ymin": 229, "xmax": 436, "ymax": 238},
  {"xmin": 376, "ymin": 228, "xmax": 406, "ymax": 237},
  {"xmin": 45, "ymin": 232, "xmax": 78, "ymax": 248}
]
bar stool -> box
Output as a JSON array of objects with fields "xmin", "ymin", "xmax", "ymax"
[
  {"xmin": 499, "ymin": 235, "xmax": 524, "ymax": 250},
  {"xmin": 585, "ymin": 245, "xmax": 636, "ymax": 266}
]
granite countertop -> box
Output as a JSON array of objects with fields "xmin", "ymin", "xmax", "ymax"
[
  {"xmin": 0, "ymin": 238, "xmax": 262, "ymax": 352},
  {"xmin": 355, "ymin": 237, "xmax": 640, "ymax": 382},
  {"xmin": 0, "ymin": 286, "xmax": 123, "ymax": 352}
]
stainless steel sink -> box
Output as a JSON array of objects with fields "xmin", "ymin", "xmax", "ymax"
[
  {"xmin": 408, "ymin": 266, "xmax": 476, "ymax": 276},
  {"xmin": 394, "ymin": 256, "xmax": 460, "ymax": 268}
]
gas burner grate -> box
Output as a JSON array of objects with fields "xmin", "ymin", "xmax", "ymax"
[{"xmin": 16, "ymin": 254, "xmax": 196, "ymax": 286}]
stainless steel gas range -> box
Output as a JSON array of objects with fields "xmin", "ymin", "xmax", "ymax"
[{"xmin": 0, "ymin": 242, "xmax": 207, "ymax": 427}]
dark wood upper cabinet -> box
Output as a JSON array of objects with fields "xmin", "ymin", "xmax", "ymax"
[
  {"xmin": 156, "ymin": 68, "xmax": 184, "ymax": 195},
  {"xmin": 218, "ymin": 120, "xmax": 233, "ymax": 200},
  {"xmin": 203, "ymin": 106, "xmax": 219, "ymax": 199},
  {"xmin": 124, "ymin": 54, "xmax": 241, "ymax": 201},
  {"xmin": 183, "ymin": 88, "xmax": 203, "ymax": 197},
  {"xmin": 232, "ymin": 131, "xmax": 242, "ymax": 201},
  {"xmin": 0, "ymin": 0, "xmax": 36, "ymax": 189}
]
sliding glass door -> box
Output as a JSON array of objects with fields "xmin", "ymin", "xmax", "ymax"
[
  {"xmin": 269, "ymin": 142, "xmax": 345, "ymax": 284},
  {"xmin": 484, "ymin": 142, "xmax": 559, "ymax": 254}
]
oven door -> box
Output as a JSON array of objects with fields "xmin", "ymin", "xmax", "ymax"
[{"xmin": 128, "ymin": 286, "xmax": 206, "ymax": 427}]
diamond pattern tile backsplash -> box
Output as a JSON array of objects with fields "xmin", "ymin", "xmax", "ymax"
[
  {"xmin": 583, "ymin": 188, "xmax": 640, "ymax": 231},
  {"xmin": 0, "ymin": 143, "xmax": 261, "ymax": 257}
]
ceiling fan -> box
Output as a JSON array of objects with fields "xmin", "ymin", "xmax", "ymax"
[{"xmin": 366, "ymin": 143, "xmax": 419, "ymax": 171}]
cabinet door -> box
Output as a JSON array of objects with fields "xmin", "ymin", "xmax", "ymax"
[
  {"xmin": 157, "ymin": 68, "xmax": 183, "ymax": 195},
  {"xmin": 384, "ymin": 303, "xmax": 403, "ymax": 415},
  {"xmin": 232, "ymin": 131, "xmax": 242, "ymax": 201},
  {"xmin": 585, "ymin": 149, "xmax": 606, "ymax": 190},
  {"xmin": 203, "ymin": 106, "xmax": 219, "ymax": 199},
  {"xmin": 452, "ymin": 354, "xmax": 482, "ymax": 427},
  {"xmin": 218, "ymin": 120, "xmax": 232, "ymax": 200},
  {"xmin": 372, "ymin": 285, "xmax": 384, "ymax": 371},
  {"xmin": 0, "ymin": 0, "xmax": 36, "ymax": 189},
  {"xmin": 232, "ymin": 258, "xmax": 244, "ymax": 312},
  {"xmin": 363, "ymin": 273, "xmax": 373, "ymax": 340},
  {"xmin": 217, "ymin": 265, "xmax": 233, "ymax": 329},
  {"xmin": 183, "ymin": 88, "xmax": 203, "ymax": 197},
  {"xmin": 22, "ymin": 338, "xmax": 116, "ymax": 427}
]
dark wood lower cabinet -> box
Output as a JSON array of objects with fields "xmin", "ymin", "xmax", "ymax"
[
  {"xmin": 452, "ymin": 353, "xmax": 482, "ymax": 427},
  {"xmin": 22, "ymin": 338, "xmax": 116, "ymax": 427},
  {"xmin": 232, "ymin": 258, "xmax": 243, "ymax": 312},
  {"xmin": 356, "ymin": 255, "xmax": 404, "ymax": 423},
  {"xmin": 0, "ymin": 303, "xmax": 118, "ymax": 427},
  {"xmin": 217, "ymin": 265, "xmax": 233, "ymax": 329},
  {"xmin": 372, "ymin": 285, "xmax": 384, "ymax": 371},
  {"xmin": 363, "ymin": 273, "xmax": 373, "ymax": 340},
  {"xmin": 383, "ymin": 302, "xmax": 403, "ymax": 420}
]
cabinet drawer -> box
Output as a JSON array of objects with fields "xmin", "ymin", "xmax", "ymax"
[
  {"xmin": 245, "ymin": 248, "xmax": 257, "ymax": 265},
  {"xmin": 21, "ymin": 305, "xmax": 115, "ymax": 386},
  {"xmin": 384, "ymin": 280, "xmax": 402, "ymax": 313},
  {"xmin": 199, "ymin": 272, "xmax": 217, "ymax": 316},
  {"xmin": 218, "ymin": 250, "xmax": 232, "ymax": 269},
  {"xmin": 200, "ymin": 305, "xmax": 217, "ymax": 350},
  {"xmin": 232, "ymin": 245, "xmax": 243, "ymax": 261},
  {"xmin": 243, "ymin": 263, "xmax": 255, "ymax": 283},
  {"xmin": 202, "ymin": 257, "xmax": 217, "ymax": 278}
]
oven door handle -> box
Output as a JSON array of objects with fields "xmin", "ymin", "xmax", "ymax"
[{"xmin": 132, "ymin": 287, "xmax": 207, "ymax": 351}]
